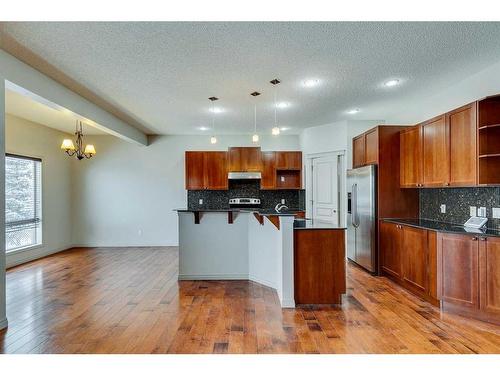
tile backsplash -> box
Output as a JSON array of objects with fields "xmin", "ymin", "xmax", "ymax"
[
  {"xmin": 187, "ymin": 180, "xmax": 305, "ymax": 211},
  {"xmin": 419, "ymin": 187, "xmax": 500, "ymax": 228}
]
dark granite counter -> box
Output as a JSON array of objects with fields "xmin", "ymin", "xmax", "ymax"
[
  {"xmin": 174, "ymin": 208, "xmax": 300, "ymax": 217},
  {"xmin": 383, "ymin": 218, "xmax": 500, "ymax": 237},
  {"xmin": 294, "ymin": 218, "xmax": 346, "ymax": 230}
]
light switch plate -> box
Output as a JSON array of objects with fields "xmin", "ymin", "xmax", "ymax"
[
  {"xmin": 470, "ymin": 206, "xmax": 477, "ymax": 217},
  {"xmin": 280, "ymin": 176, "xmax": 285, "ymax": 182},
  {"xmin": 199, "ymin": 199, "xmax": 203, "ymax": 205},
  {"xmin": 478, "ymin": 207, "xmax": 487, "ymax": 217},
  {"xmin": 281, "ymin": 199, "xmax": 286, "ymax": 204},
  {"xmin": 440, "ymin": 204, "xmax": 446, "ymax": 214},
  {"xmin": 492, "ymin": 207, "xmax": 500, "ymax": 219}
]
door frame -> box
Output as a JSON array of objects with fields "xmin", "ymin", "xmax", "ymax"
[{"xmin": 304, "ymin": 151, "xmax": 345, "ymax": 227}]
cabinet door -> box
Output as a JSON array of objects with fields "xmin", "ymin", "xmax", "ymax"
[
  {"xmin": 402, "ymin": 226, "xmax": 428, "ymax": 293},
  {"xmin": 448, "ymin": 103, "xmax": 477, "ymax": 186},
  {"xmin": 353, "ymin": 135, "xmax": 365, "ymax": 168},
  {"xmin": 229, "ymin": 147, "xmax": 262, "ymax": 172},
  {"xmin": 400, "ymin": 126, "xmax": 423, "ymax": 187},
  {"xmin": 422, "ymin": 115, "xmax": 449, "ymax": 187},
  {"xmin": 380, "ymin": 221, "xmax": 403, "ymax": 278},
  {"xmin": 204, "ymin": 152, "xmax": 228, "ymax": 190},
  {"xmin": 261, "ymin": 151, "xmax": 276, "ymax": 190},
  {"xmin": 438, "ymin": 233, "xmax": 479, "ymax": 308},
  {"xmin": 185, "ymin": 151, "xmax": 205, "ymax": 190},
  {"xmin": 276, "ymin": 151, "xmax": 302, "ymax": 170},
  {"xmin": 364, "ymin": 128, "xmax": 379, "ymax": 165},
  {"xmin": 479, "ymin": 237, "xmax": 500, "ymax": 314}
]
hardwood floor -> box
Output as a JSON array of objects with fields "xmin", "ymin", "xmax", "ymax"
[{"xmin": 1, "ymin": 247, "xmax": 499, "ymax": 354}]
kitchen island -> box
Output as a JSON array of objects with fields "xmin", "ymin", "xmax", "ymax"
[{"xmin": 176, "ymin": 209, "xmax": 346, "ymax": 308}]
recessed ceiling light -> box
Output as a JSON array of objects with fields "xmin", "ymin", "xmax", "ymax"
[
  {"xmin": 384, "ymin": 79, "xmax": 400, "ymax": 87},
  {"xmin": 303, "ymin": 79, "xmax": 320, "ymax": 88},
  {"xmin": 209, "ymin": 107, "xmax": 223, "ymax": 114},
  {"xmin": 347, "ymin": 109, "xmax": 360, "ymax": 115},
  {"xmin": 276, "ymin": 102, "xmax": 289, "ymax": 109},
  {"xmin": 280, "ymin": 127, "xmax": 290, "ymax": 131},
  {"xmin": 198, "ymin": 126, "xmax": 209, "ymax": 131}
]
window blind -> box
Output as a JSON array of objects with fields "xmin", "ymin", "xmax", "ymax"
[{"xmin": 5, "ymin": 154, "xmax": 42, "ymax": 252}]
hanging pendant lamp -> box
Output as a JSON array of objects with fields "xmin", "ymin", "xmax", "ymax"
[
  {"xmin": 270, "ymin": 78, "xmax": 281, "ymax": 136},
  {"xmin": 250, "ymin": 91, "xmax": 261, "ymax": 143},
  {"xmin": 208, "ymin": 96, "xmax": 218, "ymax": 144}
]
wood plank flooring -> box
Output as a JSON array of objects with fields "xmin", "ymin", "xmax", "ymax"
[{"xmin": 1, "ymin": 247, "xmax": 499, "ymax": 354}]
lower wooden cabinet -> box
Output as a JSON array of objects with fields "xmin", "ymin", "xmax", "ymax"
[
  {"xmin": 438, "ymin": 234, "xmax": 500, "ymax": 324},
  {"xmin": 379, "ymin": 221, "xmax": 437, "ymax": 304},
  {"xmin": 402, "ymin": 225, "xmax": 428, "ymax": 293},
  {"xmin": 438, "ymin": 233, "xmax": 479, "ymax": 308}
]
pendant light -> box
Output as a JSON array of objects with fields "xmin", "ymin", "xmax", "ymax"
[
  {"xmin": 61, "ymin": 120, "xmax": 96, "ymax": 160},
  {"xmin": 270, "ymin": 78, "xmax": 281, "ymax": 136},
  {"xmin": 209, "ymin": 96, "xmax": 218, "ymax": 144},
  {"xmin": 250, "ymin": 91, "xmax": 261, "ymax": 143}
]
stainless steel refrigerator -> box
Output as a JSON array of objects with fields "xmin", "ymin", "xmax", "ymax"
[{"xmin": 347, "ymin": 165, "xmax": 377, "ymax": 273}]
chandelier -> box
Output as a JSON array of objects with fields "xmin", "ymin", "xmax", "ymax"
[{"xmin": 60, "ymin": 120, "xmax": 96, "ymax": 160}]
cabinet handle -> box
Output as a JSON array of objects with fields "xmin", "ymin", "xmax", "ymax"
[
  {"xmin": 480, "ymin": 237, "xmax": 487, "ymax": 241},
  {"xmin": 445, "ymin": 182, "xmax": 450, "ymax": 186},
  {"xmin": 472, "ymin": 237, "xmax": 478, "ymax": 241}
]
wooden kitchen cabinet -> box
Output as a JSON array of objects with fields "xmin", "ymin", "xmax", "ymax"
[
  {"xmin": 447, "ymin": 103, "xmax": 477, "ymax": 186},
  {"xmin": 479, "ymin": 236, "xmax": 500, "ymax": 315},
  {"xmin": 185, "ymin": 151, "xmax": 206, "ymax": 190},
  {"xmin": 400, "ymin": 126, "xmax": 423, "ymax": 187},
  {"xmin": 438, "ymin": 233, "xmax": 479, "ymax": 309},
  {"xmin": 228, "ymin": 147, "xmax": 262, "ymax": 172},
  {"xmin": 204, "ymin": 152, "xmax": 229, "ymax": 190},
  {"xmin": 380, "ymin": 221, "xmax": 403, "ymax": 279},
  {"xmin": 276, "ymin": 151, "xmax": 302, "ymax": 170},
  {"xmin": 401, "ymin": 225, "xmax": 428, "ymax": 293},
  {"xmin": 364, "ymin": 128, "xmax": 379, "ymax": 165},
  {"xmin": 261, "ymin": 151, "xmax": 276, "ymax": 190},
  {"xmin": 185, "ymin": 151, "xmax": 228, "ymax": 190},
  {"xmin": 352, "ymin": 134, "xmax": 365, "ymax": 168},
  {"xmin": 422, "ymin": 115, "xmax": 449, "ymax": 187}
]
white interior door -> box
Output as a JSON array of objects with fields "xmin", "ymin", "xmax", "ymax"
[{"xmin": 312, "ymin": 155, "xmax": 339, "ymax": 224}]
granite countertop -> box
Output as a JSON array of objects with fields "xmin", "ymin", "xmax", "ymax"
[
  {"xmin": 174, "ymin": 208, "xmax": 302, "ymax": 217},
  {"xmin": 294, "ymin": 218, "xmax": 346, "ymax": 230},
  {"xmin": 383, "ymin": 218, "xmax": 500, "ymax": 237}
]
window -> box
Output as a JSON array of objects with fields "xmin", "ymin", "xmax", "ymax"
[{"xmin": 5, "ymin": 154, "xmax": 42, "ymax": 252}]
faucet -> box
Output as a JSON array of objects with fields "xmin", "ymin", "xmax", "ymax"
[{"xmin": 275, "ymin": 203, "xmax": 289, "ymax": 213}]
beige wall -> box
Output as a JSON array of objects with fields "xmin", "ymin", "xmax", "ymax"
[{"xmin": 5, "ymin": 114, "xmax": 74, "ymax": 267}]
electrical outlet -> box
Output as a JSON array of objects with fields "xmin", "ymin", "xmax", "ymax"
[
  {"xmin": 492, "ymin": 207, "xmax": 500, "ymax": 219},
  {"xmin": 280, "ymin": 176, "xmax": 285, "ymax": 182},
  {"xmin": 440, "ymin": 204, "xmax": 446, "ymax": 214},
  {"xmin": 281, "ymin": 199, "xmax": 286, "ymax": 204},
  {"xmin": 470, "ymin": 206, "xmax": 477, "ymax": 217},
  {"xmin": 199, "ymin": 199, "xmax": 203, "ymax": 205},
  {"xmin": 478, "ymin": 207, "xmax": 487, "ymax": 217}
]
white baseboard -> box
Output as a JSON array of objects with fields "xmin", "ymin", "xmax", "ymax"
[
  {"xmin": 6, "ymin": 245, "xmax": 73, "ymax": 269},
  {"xmin": 0, "ymin": 317, "xmax": 8, "ymax": 330},
  {"xmin": 248, "ymin": 275, "xmax": 277, "ymax": 290},
  {"xmin": 280, "ymin": 299, "xmax": 296, "ymax": 308},
  {"xmin": 178, "ymin": 273, "xmax": 248, "ymax": 280}
]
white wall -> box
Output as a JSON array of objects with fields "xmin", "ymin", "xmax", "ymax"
[
  {"xmin": 72, "ymin": 134, "xmax": 300, "ymax": 247},
  {"xmin": 5, "ymin": 114, "xmax": 74, "ymax": 267},
  {"xmin": 1, "ymin": 79, "xmax": 7, "ymax": 330}
]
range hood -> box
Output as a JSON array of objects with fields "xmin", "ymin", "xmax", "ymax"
[{"xmin": 228, "ymin": 172, "xmax": 261, "ymax": 180}]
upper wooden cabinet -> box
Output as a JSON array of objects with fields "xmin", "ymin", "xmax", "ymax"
[
  {"xmin": 352, "ymin": 134, "xmax": 366, "ymax": 168},
  {"xmin": 364, "ymin": 128, "xmax": 379, "ymax": 165},
  {"xmin": 422, "ymin": 115, "xmax": 449, "ymax": 187},
  {"xmin": 400, "ymin": 126, "xmax": 423, "ymax": 188},
  {"xmin": 261, "ymin": 151, "xmax": 276, "ymax": 190},
  {"xmin": 448, "ymin": 103, "xmax": 477, "ymax": 186},
  {"xmin": 185, "ymin": 151, "xmax": 228, "ymax": 190},
  {"xmin": 228, "ymin": 147, "xmax": 262, "ymax": 172},
  {"xmin": 276, "ymin": 151, "xmax": 302, "ymax": 170}
]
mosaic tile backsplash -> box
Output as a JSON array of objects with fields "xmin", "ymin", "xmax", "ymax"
[
  {"xmin": 187, "ymin": 180, "xmax": 305, "ymax": 211},
  {"xmin": 419, "ymin": 187, "xmax": 500, "ymax": 229}
]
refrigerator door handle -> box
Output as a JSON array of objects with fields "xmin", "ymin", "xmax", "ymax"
[{"xmin": 352, "ymin": 183, "xmax": 359, "ymax": 228}]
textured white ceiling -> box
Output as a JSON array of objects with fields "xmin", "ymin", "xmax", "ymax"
[
  {"xmin": 4, "ymin": 22, "xmax": 500, "ymax": 135},
  {"xmin": 5, "ymin": 89, "xmax": 107, "ymax": 135}
]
